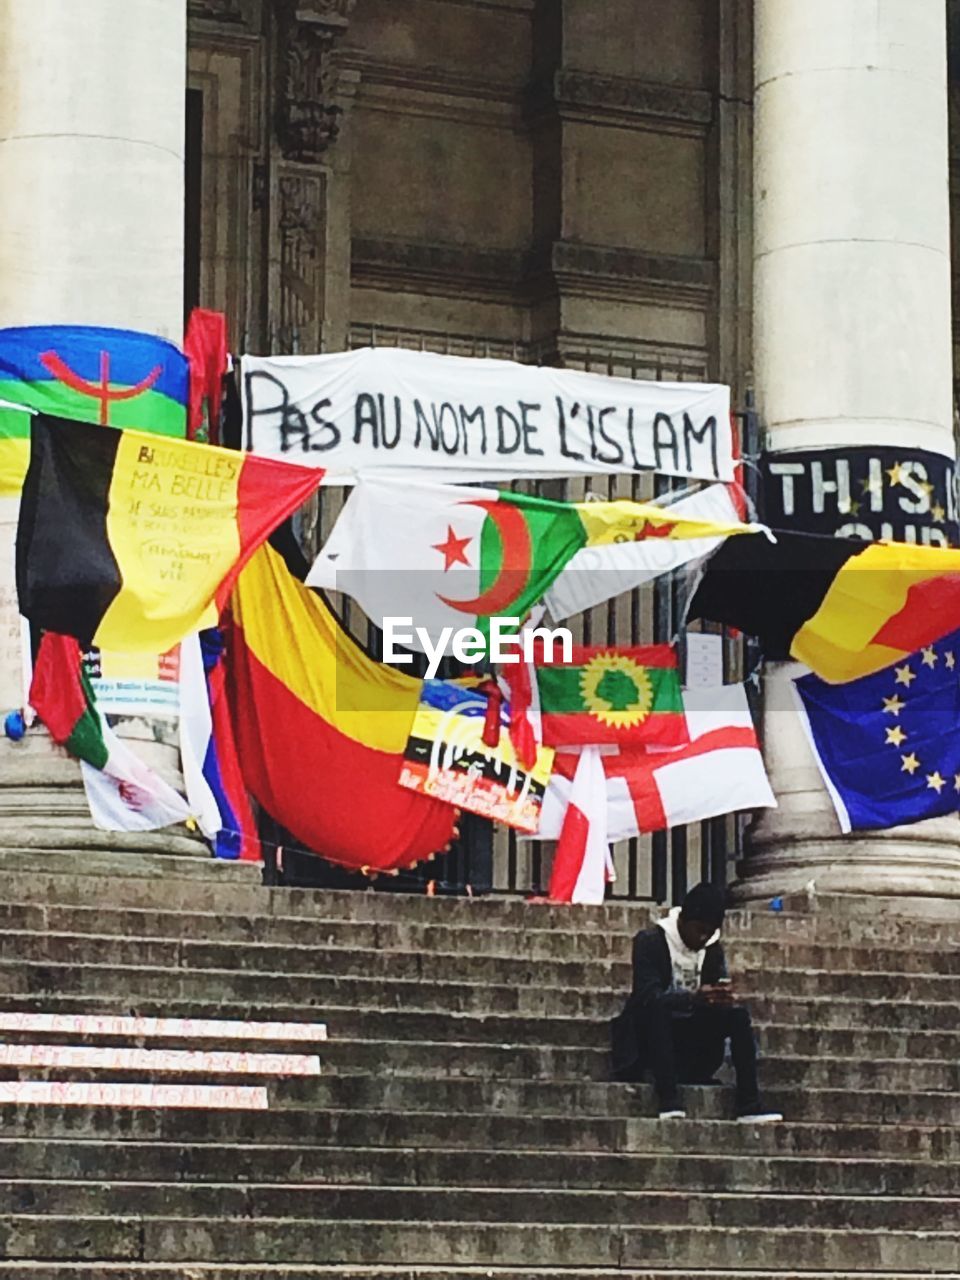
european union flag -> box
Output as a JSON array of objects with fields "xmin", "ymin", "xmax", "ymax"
[{"xmin": 794, "ymin": 632, "xmax": 960, "ymax": 831}]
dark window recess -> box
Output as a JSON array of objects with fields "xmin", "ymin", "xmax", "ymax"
[{"xmin": 183, "ymin": 88, "xmax": 204, "ymax": 321}]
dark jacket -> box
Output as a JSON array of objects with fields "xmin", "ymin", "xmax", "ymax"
[{"xmin": 610, "ymin": 925, "xmax": 727, "ymax": 1079}]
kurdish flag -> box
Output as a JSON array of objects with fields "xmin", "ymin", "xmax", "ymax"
[
  {"xmin": 0, "ymin": 326, "xmax": 189, "ymax": 437},
  {"xmin": 16, "ymin": 414, "xmax": 322, "ymax": 654},
  {"xmin": 535, "ymin": 643, "xmax": 687, "ymax": 747},
  {"xmin": 307, "ymin": 475, "xmax": 762, "ymax": 650}
]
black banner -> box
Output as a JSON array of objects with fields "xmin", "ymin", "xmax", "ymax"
[{"xmin": 762, "ymin": 447, "xmax": 959, "ymax": 546}]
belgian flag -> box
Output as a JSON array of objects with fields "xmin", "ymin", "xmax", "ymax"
[
  {"xmin": 16, "ymin": 414, "xmax": 322, "ymax": 653},
  {"xmin": 691, "ymin": 529, "xmax": 960, "ymax": 683}
]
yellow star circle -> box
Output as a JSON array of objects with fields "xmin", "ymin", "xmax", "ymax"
[{"xmin": 580, "ymin": 653, "xmax": 654, "ymax": 729}]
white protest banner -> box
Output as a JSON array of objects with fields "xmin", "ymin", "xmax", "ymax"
[{"xmin": 241, "ymin": 347, "xmax": 733, "ymax": 485}]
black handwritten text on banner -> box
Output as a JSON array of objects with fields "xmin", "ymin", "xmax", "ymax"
[{"xmin": 242, "ymin": 348, "xmax": 733, "ymax": 485}]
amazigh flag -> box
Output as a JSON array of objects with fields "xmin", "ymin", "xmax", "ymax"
[
  {"xmin": 691, "ymin": 529, "xmax": 960, "ymax": 684},
  {"xmin": 16, "ymin": 414, "xmax": 321, "ymax": 654},
  {"xmin": 227, "ymin": 543, "xmax": 457, "ymax": 873},
  {"xmin": 534, "ymin": 685, "xmax": 775, "ymax": 840},
  {"xmin": 307, "ymin": 475, "xmax": 763, "ymax": 649},
  {"xmin": 29, "ymin": 632, "xmax": 195, "ymax": 832},
  {"xmin": 0, "ymin": 400, "xmax": 30, "ymax": 497},
  {"xmin": 0, "ymin": 326, "xmax": 189, "ymax": 437},
  {"xmin": 535, "ymin": 643, "xmax": 687, "ymax": 747}
]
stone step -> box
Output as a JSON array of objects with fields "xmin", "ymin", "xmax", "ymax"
[
  {"xmin": 0, "ymin": 1055, "xmax": 948, "ymax": 1102},
  {"xmin": 0, "ymin": 1022, "xmax": 955, "ymax": 1077},
  {"xmin": 264, "ymin": 1080, "xmax": 960, "ymax": 1131},
  {"xmin": 0, "ymin": 1268, "xmax": 955, "ymax": 1280},
  {"xmin": 3, "ymin": 1139, "xmax": 957, "ymax": 1196},
  {"xmin": 2, "ymin": 1215, "xmax": 957, "ymax": 1271},
  {"xmin": 8, "ymin": 930, "xmax": 960, "ymax": 997},
  {"xmin": 3, "ymin": 959, "xmax": 958, "ymax": 1034},
  {"xmin": 0, "ymin": 1182, "xmax": 957, "ymax": 1231},
  {"xmin": 0, "ymin": 1043, "xmax": 321, "ymax": 1076},
  {"xmin": 6, "ymin": 876, "xmax": 960, "ymax": 952},
  {"xmin": 3, "ymin": 1106, "xmax": 960, "ymax": 1159},
  {"xmin": 0, "ymin": 988, "xmax": 952, "ymax": 1053},
  {"xmin": 0, "ymin": 1264, "xmax": 957, "ymax": 1274},
  {"xmin": 1, "ymin": 1013, "xmax": 960, "ymax": 1075}
]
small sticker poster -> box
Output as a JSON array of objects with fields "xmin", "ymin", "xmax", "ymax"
[
  {"xmin": 83, "ymin": 646, "xmax": 181, "ymax": 719},
  {"xmin": 400, "ymin": 679, "xmax": 555, "ymax": 833}
]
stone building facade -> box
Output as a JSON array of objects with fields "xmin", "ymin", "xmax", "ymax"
[{"xmin": 186, "ymin": 0, "xmax": 752, "ymax": 389}]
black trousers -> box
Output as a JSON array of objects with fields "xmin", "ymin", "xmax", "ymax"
[{"xmin": 649, "ymin": 1001, "xmax": 761, "ymax": 1111}]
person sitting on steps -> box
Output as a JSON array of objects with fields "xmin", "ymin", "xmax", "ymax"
[{"xmin": 610, "ymin": 882, "xmax": 782, "ymax": 1123}]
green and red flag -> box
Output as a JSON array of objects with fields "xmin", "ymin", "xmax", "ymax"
[
  {"xmin": 29, "ymin": 632, "xmax": 109, "ymax": 768},
  {"xmin": 0, "ymin": 325, "xmax": 189, "ymax": 438},
  {"xmin": 307, "ymin": 475, "xmax": 761, "ymax": 649},
  {"xmin": 29, "ymin": 631, "xmax": 198, "ymax": 831},
  {"xmin": 534, "ymin": 642, "xmax": 687, "ymax": 747}
]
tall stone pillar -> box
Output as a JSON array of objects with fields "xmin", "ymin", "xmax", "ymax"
[
  {"xmin": 0, "ymin": 0, "xmax": 203, "ymax": 859},
  {"xmin": 0, "ymin": 0, "xmax": 186, "ymax": 336},
  {"xmin": 738, "ymin": 0, "xmax": 960, "ymax": 900}
]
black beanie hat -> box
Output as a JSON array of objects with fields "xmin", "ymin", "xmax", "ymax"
[{"xmin": 680, "ymin": 882, "xmax": 726, "ymax": 930}]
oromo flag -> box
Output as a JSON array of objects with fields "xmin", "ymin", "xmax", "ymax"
[{"xmin": 0, "ymin": 325, "xmax": 189, "ymax": 438}]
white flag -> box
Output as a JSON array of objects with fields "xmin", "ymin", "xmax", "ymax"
[{"xmin": 536, "ymin": 684, "xmax": 775, "ymax": 840}]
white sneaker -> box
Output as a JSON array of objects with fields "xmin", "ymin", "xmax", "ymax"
[
  {"xmin": 658, "ymin": 1108, "xmax": 687, "ymax": 1120},
  {"xmin": 736, "ymin": 1111, "xmax": 783, "ymax": 1124}
]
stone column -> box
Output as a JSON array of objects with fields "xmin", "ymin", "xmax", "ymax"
[
  {"xmin": 0, "ymin": 0, "xmax": 186, "ymax": 336},
  {"xmin": 739, "ymin": 0, "xmax": 960, "ymax": 900},
  {"xmin": 0, "ymin": 0, "xmax": 203, "ymax": 859}
]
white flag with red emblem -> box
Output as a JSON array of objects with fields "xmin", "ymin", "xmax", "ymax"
[{"xmin": 536, "ymin": 684, "xmax": 776, "ymax": 840}]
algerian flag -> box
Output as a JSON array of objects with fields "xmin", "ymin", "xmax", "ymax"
[{"xmin": 307, "ymin": 476, "xmax": 762, "ymax": 652}]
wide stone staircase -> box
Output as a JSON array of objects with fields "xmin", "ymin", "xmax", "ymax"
[{"xmin": 0, "ymin": 859, "xmax": 956, "ymax": 1277}]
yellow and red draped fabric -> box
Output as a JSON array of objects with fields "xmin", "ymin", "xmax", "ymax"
[
  {"xmin": 226, "ymin": 544, "xmax": 457, "ymax": 873},
  {"xmin": 16, "ymin": 414, "xmax": 322, "ymax": 653},
  {"xmin": 791, "ymin": 541, "xmax": 960, "ymax": 682},
  {"xmin": 692, "ymin": 530, "xmax": 960, "ymax": 684}
]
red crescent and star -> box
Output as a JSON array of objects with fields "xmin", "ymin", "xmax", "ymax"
[
  {"xmin": 434, "ymin": 499, "xmax": 533, "ymax": 615},
  {"xmin": 432, "ymin": 526, "xmax": 473, "ymax": 571}
]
